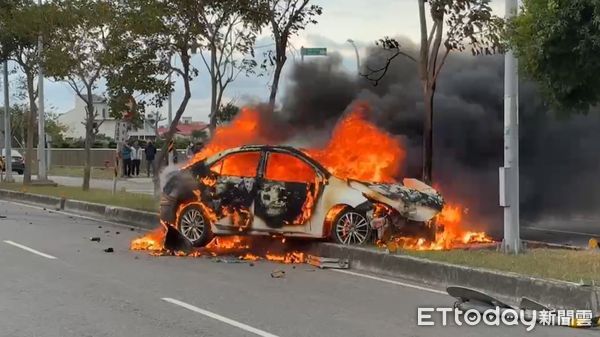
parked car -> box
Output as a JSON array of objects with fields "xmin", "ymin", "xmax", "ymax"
[
  {"xmin": 1, "ymin": 149, "xmax": 24, "ymax": 175},
  {"xmin": 160, "ymin": 145, "xmax": 444, "ymax": 248}
]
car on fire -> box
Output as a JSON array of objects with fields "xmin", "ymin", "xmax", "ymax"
[{"xmin": 160, "ymin": 145, "xmax": 445, "ymax": 247}]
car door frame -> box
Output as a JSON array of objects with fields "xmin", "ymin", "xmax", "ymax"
[
  {"xmin": 207, "ymin": 149, "xmax": 266, "ymax": 229},
  {"xmin": 254, "ymin": 148, "xmax": 327, "ymax": 230}
]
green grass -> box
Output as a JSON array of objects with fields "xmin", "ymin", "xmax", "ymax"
[
  {"xmin": 403, "ymin": 248, "xmax": 600, "ymax": 284},
  {"xmin": 47, "ymin": 166, "xmax": 116, "ymax": 179},
  {"xmin": 0, "ymin": 182, "xmax": 158, "ymax": 212}
]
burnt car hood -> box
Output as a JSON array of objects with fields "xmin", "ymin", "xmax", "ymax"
[{"xmin": 348, "ymin": 178, "xmax": 444, "ymax": 222}]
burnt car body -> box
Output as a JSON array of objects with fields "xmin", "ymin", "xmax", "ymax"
[{"xmin": 160, "ymin": 145, "xmax": 444, "ymax": 247}]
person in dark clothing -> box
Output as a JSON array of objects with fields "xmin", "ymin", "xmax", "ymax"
[
  {"xmin": 145, "ymin": 141, "xmax": 157, "ymax": 177},
  {"xmin": 121, "ymin": 143, "xmax": 132, "ymax": 177}
]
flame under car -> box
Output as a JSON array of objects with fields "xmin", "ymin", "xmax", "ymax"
[{"xmin": 160, "ymin": 145, "xmax": 444, "ymax": 247}]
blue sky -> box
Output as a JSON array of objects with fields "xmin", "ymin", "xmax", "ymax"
[{"xmin": 1, "ymin": 0, "xmax": 504, "ymax": 123}]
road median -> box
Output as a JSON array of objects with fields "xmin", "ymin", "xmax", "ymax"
[{"xmin": 2, "ymin": 187, "xmax": 598, "ymax": 313}]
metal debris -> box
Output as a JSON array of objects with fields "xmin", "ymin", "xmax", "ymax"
[
  {"xmin": 104, "ymin": 247, "xmax": 114, "ymax": 253},
  {"xmin": 90, "ymin": 237, "xmax": 101, "ymax": 242},
  {"xmin": 307, "ymin": 255, "xmax": 349, "ymax": 269},
  {"xmin": 213, "ymin": 256, "xmax": 248, "ymax": 264},
  {"xmin": 270, "ymin": 270, "xmax": 286, "ymax": 278}
]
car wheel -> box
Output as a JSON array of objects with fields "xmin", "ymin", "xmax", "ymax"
[
  {"xmin": 16, "ymin": 170, "xmax": 23, "ymax": 175},
  {"xmin": 177, "ymin": 203, "xmax": 213, "ymax": 247},
  {"xmin": 330, "ymin": 209, "xmax": 372, "ymax": 246}
]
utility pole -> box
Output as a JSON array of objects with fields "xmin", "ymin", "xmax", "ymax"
[
  {"xmin": 500, "ymin": 0, "xmax": 521, "ymax": 254},
  {"xmin": 3, "ymin": 60, "xmax": 13, "ymax": 182},
  {"xmin": 36, "ymin": 0, "xmax": 47, "ymax": 181},
  {"xmin": 347, "ymin": 39, "xmax": 360, "ymax": 75}
]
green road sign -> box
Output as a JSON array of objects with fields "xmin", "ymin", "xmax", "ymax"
[{"xmin": 301, "ymin": 47, "xmax": 327, "ymax": 56}]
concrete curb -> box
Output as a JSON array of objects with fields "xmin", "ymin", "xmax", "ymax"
[
  {"xmin": 305, "ymin": 242, "xmax": 600, "ymax": 312},
  {"xmin": 0, "ymin": 188, "xmax": 159, "ymax": 230},
  {"xmin": 1, "ymin": 188, "xmax": 598, "ymax": 312}
]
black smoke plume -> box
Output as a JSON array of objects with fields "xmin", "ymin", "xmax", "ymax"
[{"xmin": 277, "ymin": 44, "xmax": 600, "ymax": 232}]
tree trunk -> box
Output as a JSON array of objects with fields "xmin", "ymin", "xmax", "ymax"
[
  {"xmin": 209, "ymin": 46, "xmax": 218, "ymax": 133},
  {"xmin": 422, "ymin": 87, "xmax": 434, "ymax": 184},
  {"xmin": 82, "ymin": 96, "xmax": 95, "ymax": 191},
  {"xmin": 23, "ymin": 75, "xmax": 37, "ymax": 185},
  {"xmin": 152, "ymin": 54, "xmax": 193, "ymax": 198},
  {"xmin": 269, "ymin": 60, "xmax": 285, "ymax": 109}
]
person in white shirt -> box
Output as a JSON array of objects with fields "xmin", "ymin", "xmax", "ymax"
[{"xmin": 131, "ymin": 141, "xmax": 144, "ymax": 176}]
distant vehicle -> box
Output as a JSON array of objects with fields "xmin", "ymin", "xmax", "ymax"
[
  {"xmin": 1, "ymin": 149, "xmax": 24, "ymax": 175},
  {"xmin": 160, "ymin": 145, "xmax": 444, "ymax": 248}
]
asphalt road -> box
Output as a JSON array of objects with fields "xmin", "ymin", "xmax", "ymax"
[{"xmin": 0, "ymin": 199, "xmax": 596, "ymax": 337}]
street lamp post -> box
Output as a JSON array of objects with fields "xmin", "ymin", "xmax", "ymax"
[
  {"xmin": 37, "ymin": 0, "xmax": 47, "ymax": 181},
  {"xmin": 500, "ymin": 0, "xmax": 521, "ymax": 254},
  {"xmin": 167, "ymin": 55, "xmax": 173, "ymax": 166},
  {"xmin": 346, "ymin": 39, "xmax": 360, "ymax": 75}
]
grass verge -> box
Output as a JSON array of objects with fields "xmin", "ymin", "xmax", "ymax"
[
  {"xmin": 0, "ymin": 182, "xmax": 157, "ymax": 212},
  {"xmin": 404, "ymin": 248, "xmax": 600, "ymax": 284},
  {"xmin": 47, "ymin": 166, "xmax": 116, "ymax": 179}
]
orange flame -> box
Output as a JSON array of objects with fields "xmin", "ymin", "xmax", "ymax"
[
  {"xmin": 185, "ymin": 102, "xmax": 404, "ymax": 183},
  {"xmin": 381, "ymin": 203, "xmax": 494, "ymax": 251}
]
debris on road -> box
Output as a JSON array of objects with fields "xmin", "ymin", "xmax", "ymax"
[
  {"xmin": 307, "ymin": 255, "xmax": 349, "ymax": 269},
  {"xmin": 0, "ymin": 215, "xmax": 6, "ymax": 219},
  {"xmin": 104, "ymin": 247, "xmax": 114, "ymax": 253},
  {"xmin": 90, "ymin": 237, "xmax": 101, "ymax": 242},
  {"xmin": 98, "ymin": 225, "xmax": 102, "ymax": 229},
  {"xmin": 213, "ymin": 256, "xmax": 248, "ymax": 264},
  {"xmin": 271, "ymin": 270, "xmax": 286, "ymax": 278},
  {"xmin": 115, "ymin": 231, "xmax": 120, "ymax": 235},
  {"xmin": 104, "ymin": 230, "xmax": 110, "ymax": 234},
  {"xmin": 129, "ymin": 228, "xmax": 135, "ymax": 231}
]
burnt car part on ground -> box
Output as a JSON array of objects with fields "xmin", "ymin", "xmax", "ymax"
[{"xmin": 160, "ymin": 145, "xmax": 444, "ymax": 250}]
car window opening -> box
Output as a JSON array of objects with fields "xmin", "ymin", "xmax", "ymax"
[{"xmin": 265, "ymin": 152, "xmax": 317, "ymax": 184}]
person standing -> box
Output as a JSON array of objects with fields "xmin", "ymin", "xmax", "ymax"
[
  {"xmin": 145, "ymin": 141, "xmax": 157, "ymax": 177},
  {"xmin": 121, "ymin": 142, "xmax": 132, "ymax": 177},
  {"xmin": 131, "ymin": 141, "xmax": 142, "ymax": 176}
]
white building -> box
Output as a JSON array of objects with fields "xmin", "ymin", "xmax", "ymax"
[
  {"xmin": 58, "ymin": 95, "xmax": 117, "ymax": 140},
  {"xmin": 58, "ymin": 95, "xmax": 156, "ymax": 141}
]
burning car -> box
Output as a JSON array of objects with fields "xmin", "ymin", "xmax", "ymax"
[{"xmin": 159, "ymin": 145, "xmax": 444, "ymax": 248}]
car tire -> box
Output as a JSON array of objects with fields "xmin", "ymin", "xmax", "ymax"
[
  {"xmin": 176, "ymin": 203, "xmax": 213, "ymax": 247},
  {"xmin": 330, "ymin": 208, "xmax": 372, "ymax": 246},
  {"xmin": 16, "ymin": 170, "xmax": 23, "ymax": 175}
]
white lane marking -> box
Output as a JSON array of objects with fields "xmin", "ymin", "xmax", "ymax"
[
  {"xmin": 3, "ymin": 240, "xmax": 57, "ymax": 259},
  {"xmin": 162, "ymin": 298, "xmax": 279, "ymax": 337},
  {"xmin": 526, "ymin": 227, "xmax": 600, "ymax": 237},
  {"xmin": 331, "ymin": 269, "xmax": 447, "ymax": 295},
  {"xmin": 2, "ymin": 200, "xmax": 142, "ymax": 231}
]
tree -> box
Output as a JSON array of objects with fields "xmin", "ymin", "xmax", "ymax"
[
  {"xmin": 364, "ymin": 0, "xmax": 503, "ymax": 184},
  {"xmin": 105, "ymin": 0, "xmax": 205, "ymax": 196},
  {"xmin": 216, "ymin": 101, "xmax": 240, "ymax": 125},
  {"xmin": 44, "ymin": 0, "xmax": 116, "ymax": 190},
  {"xmin": 0, "ymin": 0, "xmax": 62, "ymax": 184},
  {"xmin": 262, "ymin": 0, "xmax": 322, "ymax": 108},
  {"xmin": 508, "ymin": 0, "xmax": 600, "ymax": 111},
  {"xmin": 197, "ymin": 1, "xmax": 262, "ymax": 132}
]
